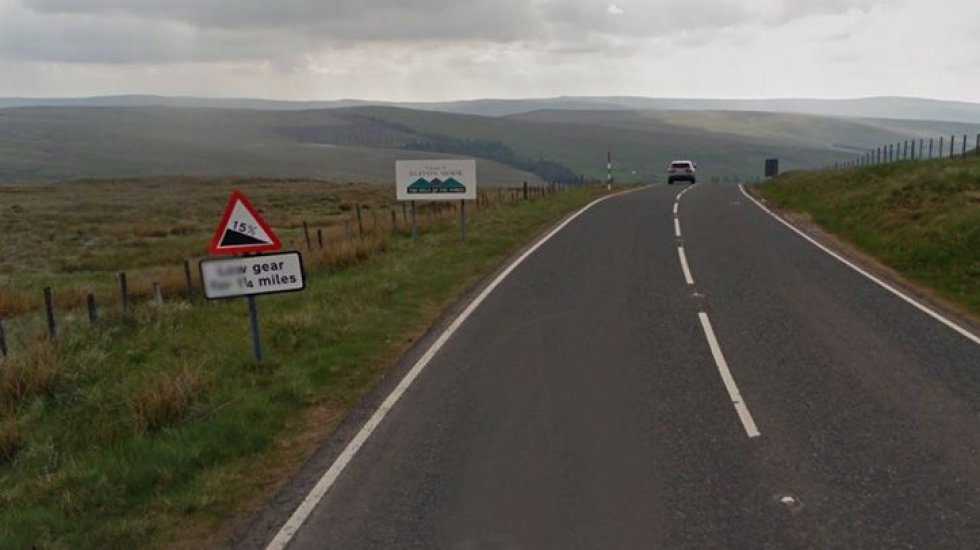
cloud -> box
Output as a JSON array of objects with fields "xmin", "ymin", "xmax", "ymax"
[{"xmin": 607, "ymin": 4, "xmax": 625, "ymax": 16}]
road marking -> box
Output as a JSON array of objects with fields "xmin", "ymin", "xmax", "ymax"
[
  {"xmin": 673, "ymin": 203, "xmax": 679, "ymax": 216},
  {"xmin": 674, "ymin": 218, "xmax": 682, "ymax": 238},
  {"xmin": 675, "ymin": 183, "xmax": 695, "ymax": 202},
  {"xmin": 677, "ymin": 247, "xmax": 694, "ymax": 285},
  {"xmin": 698, "ymin": 312, "xmax": 761, "ymax": 438},
  {"xmin": 265, "ymin": 187, "xmax": 645, "ymax": 550},
  {"xmin": 739, "ymin": 185, "xmax": 980, "ymax": 346}
]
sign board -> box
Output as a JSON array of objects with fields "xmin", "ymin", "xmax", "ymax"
[
  {"xmin": 396, "ymin": 159, "xmax": 477, "ymax": 201},
  {"xmin": 764, "ymin": 158, "xmax": 779, "ymax": 178},
  {"xmin": 200, "ymin": 251, "xmax": 305, "ymax": 300},
  {"xmin": 209, "ymin": 190, "xmax": 282, "ymax": 255}
]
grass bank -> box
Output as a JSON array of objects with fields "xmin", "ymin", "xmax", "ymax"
[
  {"xmin": 0, "ymin": 179, "xmax": 612, "ymax": 548},
  {"xmin": 755, "ymin": 154, "xmax": 980, "ymax": 317}
]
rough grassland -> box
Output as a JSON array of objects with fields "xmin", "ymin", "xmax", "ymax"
[
  {"xmin": 755, "ymin": 155, "xmax": 980, "ymax": 318},
  {"xmin": 0, "ymin": 178, "xmax": 612, "ymax": 548}
]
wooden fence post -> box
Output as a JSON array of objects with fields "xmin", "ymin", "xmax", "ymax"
[
  {"xmin": 949, "ymin": 135, "xmax": 954, "ymax": 158},
  {"xmin": 184, "ymin": 259, "xmax": 194, "ymax": 300},
  {"xmin": 118, "ymin": 272, "xmax": 129, "ymax": 312},
  {"xmin": 0, "ymin": 318, "xmax": 7, "ymax": 358},
  {"xmin": 87, "ymin": 294, "xmax": 98, "ymax": 327},
  {"xmin": 44, "ymin": 286, "xmax": 56, "ymax": 340},
  {"xmin": 523, "ymin": 181, "xmax": 528, "ymax": 200},
  {"xmin": 153, "ymin": 283, "xmax": 163, "ymax": 305},
  {"xmin": 303, "ymin": 221, "xmax": 311, "ymax": 250},
  {"xmin": 355, "ymin": 205, "xmax": 364, "ymax": 238},
  {"xmin": 962, "ymin": 135, "xmax": 967, "ymax": 157},
  {"xmin": 317, "ymin": 228, "xmax": 324, "ymax": 249}
]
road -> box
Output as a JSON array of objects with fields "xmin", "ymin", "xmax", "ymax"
[{"xmin": 261, "ymin": 184, "xmax": 980, "ymax": 549}]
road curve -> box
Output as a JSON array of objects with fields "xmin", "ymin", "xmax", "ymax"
[{"xmin": 259, "ymin": 183, "xmax": 980, "ymax": 549}]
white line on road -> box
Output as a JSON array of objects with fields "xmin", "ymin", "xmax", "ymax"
[
  {"xmin": 677, "ymin": 247, "xmax": 694, "ymax": 285},
  {"xmin": 674, "ymin": 218, "xmax": 682, "ymax": 238},
  {"xmin": 673, "ymin": 202, "xmax": 679, "ymax": 216},
  {"xmin": 698, "ymin": 312, "xmax": 761, "ymax": 438},
  {"xmin": 739, "ymin": 185, "xmax": 980, "ymax": 347},
  {"xmin": 265, "ymin": 187, "xmax": 645, "ymax": 550}
]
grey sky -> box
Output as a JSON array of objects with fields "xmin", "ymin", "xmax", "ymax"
[{"xmin": 1, "ymin": 0, "xmax": 978, "ymax": 102}]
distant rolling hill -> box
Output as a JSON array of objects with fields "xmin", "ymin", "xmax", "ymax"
[
  {"xmin": 4, "ymin": 95, "xmax": 980, "ymax": 123},
  {"xmin": 0, "ymin": 104, "xmax": 976, "ymax": 184}
]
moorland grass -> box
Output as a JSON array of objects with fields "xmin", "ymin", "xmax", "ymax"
[
  {"xmin": 0, "ymin": 179, "xmax": 610, "ymax": 548},
  {"xmin": 755, "ymin": 154, "xmax": 980, "ymax": 317}
]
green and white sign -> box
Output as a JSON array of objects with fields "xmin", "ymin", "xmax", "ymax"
[{"xmin": 396, "ymin": 159, "xmax": 477, "ymax": 201}]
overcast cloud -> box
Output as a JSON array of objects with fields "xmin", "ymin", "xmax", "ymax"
[{"xmin": 1, "ymin": 0, "xmax": 978, "ymax": 102}]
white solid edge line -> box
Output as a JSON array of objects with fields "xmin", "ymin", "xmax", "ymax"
[
  {"xmin": 698, "ymin": 312, "xmax": 761, "ymax": 438},
  {"xmin": 673, "ymin": 202, "xmax": 679, "ymax": 216},
  {"xmin": 677, "ymin": 246, "xmax": 694, "ymax": 285},
  {"xmin": 265, "ymin": 187, "xmax": 644, "ymax": 550},
  {"xmin": 739, "ymin": 185, "xmax": 980, "ymax": 346},
  {"xmin": 674, "ymin": 217, "xmax": 682, "ymax": 238}
]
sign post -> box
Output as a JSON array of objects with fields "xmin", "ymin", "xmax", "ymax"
[
  {"xmin": 203, "ymin": 191, "xmax": 304, "ymax": 363},
  {"xmin": 396, "ymin": 159, "xmax": 477, "ymax": 241}
]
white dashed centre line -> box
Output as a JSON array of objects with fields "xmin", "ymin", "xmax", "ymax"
[
  {"xmin": 698, "ymin": 312, "xmax": 761, "ymax": 438},
  {"xmin": 677, "ymin": 246, "xmax": 694, "ymax": 285}
]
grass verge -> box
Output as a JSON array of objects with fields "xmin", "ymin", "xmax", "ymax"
[
  {"xmin": 755, "ymin": 154, "xmax": 980, "ymax": 317},
  {"xmin": 0, "ymin": 183, "xmax": 612, "ymax": 548}
]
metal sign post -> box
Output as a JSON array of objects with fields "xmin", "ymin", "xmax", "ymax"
[
  {"xmin": 247, "ymin": 295, "xmax": 262, "ymax": 363},
  {"xmin": 410, "ymin": 200, "xmax": 417, "ymax": 240},
  {"xmin": 459, "ymin": 199, "xmax": 466, "ymax": 241}
]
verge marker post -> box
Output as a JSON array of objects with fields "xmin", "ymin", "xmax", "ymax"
[{"xmin": 43, "ymin": 286, "xmax": 56, "ymax": 340}]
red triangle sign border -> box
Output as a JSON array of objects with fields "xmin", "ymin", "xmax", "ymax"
[{"xmin": 208, "ymin": 190, "xmax": 282, "ymax": 255}]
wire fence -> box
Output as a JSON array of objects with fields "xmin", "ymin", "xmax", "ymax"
[{"xmin": 830, "ymin": 133, "xmax": 980, "ymax": 170}]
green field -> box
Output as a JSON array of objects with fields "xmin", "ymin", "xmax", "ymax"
[
  {"xmin": 0, "ymin": 177, "xmax": 613, "ymax": 548},
  {"xmin": 755, "ymin": 154, "xmax": 980, "ymax": 318}
]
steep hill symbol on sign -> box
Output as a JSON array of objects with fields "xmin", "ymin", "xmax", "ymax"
[{"xmin": 208, "ymin": 190, "xmax": 282, "ymax": 255}]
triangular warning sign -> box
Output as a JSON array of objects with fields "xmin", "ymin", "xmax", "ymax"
[{"xmin": 208, "ymin": 190, "xmax": 282, "ymax": 255}]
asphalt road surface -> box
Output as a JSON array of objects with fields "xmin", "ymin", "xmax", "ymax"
[{"xmin": 264, "ymin": 184, "xmax": 980, "ymax": 549}]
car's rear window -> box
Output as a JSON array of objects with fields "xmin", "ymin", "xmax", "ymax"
[{"xmin": 671, "ymin": 162, "xmax": 691, "ymax": 169}]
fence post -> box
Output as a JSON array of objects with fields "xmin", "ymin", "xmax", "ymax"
[
  {"xmin": 118, "ymin": 272, "xmax": 129, "ymax": 312},
  {"xmin": 44, "ymin": 286, "xmax": 56, "ymax": 340},
  {"xmin": 929, "ymin": 138, "xmax": 934, "ymax": 159},
  {"xmin": 317, "ymin": 228, "xmax": 323, "ymax": 249},
  {"xmin": 910, "ymin": 140, "xmax": 916, "ymax": 159},
  {"xmin": 87, "ymin": 293, "xmax": 98, "ymax": 327},
  {"xmin": 523, "ymin": 181, "xmax": 528, "ymax": 200},
  {"xmin": 903, "ymin": 141, "xmax": 908, "ymax": 159},
  {"xmin": 949, "ymin": 135, "xmax": 954, "ymax": 158},
  {"xmin": 153, "ymin": 283, "xmax": 163, "ymax": 305},
  {"xmin": 0, "ymin": 318, "xmax": 7, "ymax": 358},
  {"xmin": 962, "ymin": 135, "xmax": 967, "ymax": 157},
  {"xmin": 976, "ymin": 134, "xmax": 980, "ymax": 156},
  {"xmin": 344, "ymin": 220, "xmax": 353, "ymax": 244},
  {"xmin": 939, "ymin": 136, "xmax": 943, "ymax": 158},
  {"xmin": 355, "ymin": 204, "xmax": 364, "ymax": 238},
  {"xmin": 183, "ymin": 259, "xmax": 194, "ymax": 300},
  {"xmin": 303, "ymin": 221, "xmax": 311, "ymax": 250}
]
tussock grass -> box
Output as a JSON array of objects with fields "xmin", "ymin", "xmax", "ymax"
[
  {"xmin": 1, "ymin": 338, "xmax": 61, "ymax": 414},
  {"xmin": 0, "ymin": 420, "xmax": 20, "ymax": 463},
  {"xmin": 128, "ymin": 363, "xmax": 208, "ymax": 433},
  {"xmin": 756, "ymin": 154, "xmax": 980, "ymax": 316}
]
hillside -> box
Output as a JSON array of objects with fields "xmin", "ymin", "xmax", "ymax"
[
  {"xmin": 0, "ymin": 105, "xmax": 975, "ymax": 183},
  {"xmin": 755, "ymin": 154, "xmax": 980, "ymax": 317}
]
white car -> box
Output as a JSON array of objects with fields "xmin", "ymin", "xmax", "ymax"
[{"xmin": 668, "ymin": 160, "xmax": 696, "ymax": 184}]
